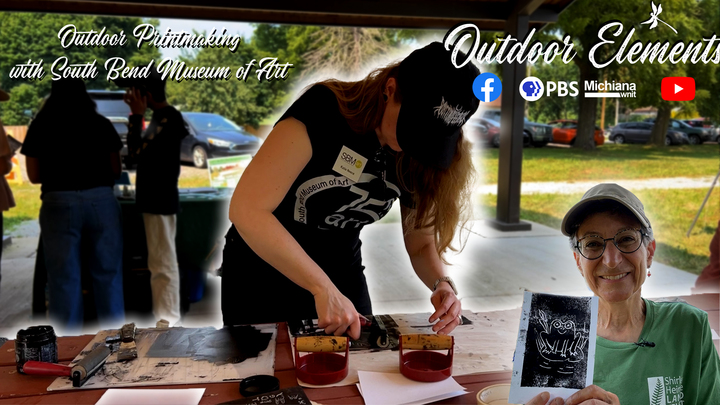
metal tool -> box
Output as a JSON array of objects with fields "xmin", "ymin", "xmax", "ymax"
[
  {"xmin": 360, "ymin": 315, "xmax": 390, "ymax": 349},
  {"xmin": 22, "ymin": 344, "xmax": 112, "ymax": 387},
  {"xmin": 117, "ymin": 323, "xmax": 138, "ymax": 361}
]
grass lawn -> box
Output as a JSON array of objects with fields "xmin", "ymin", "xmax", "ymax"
[
  {"xmin": 477, "ymin": 144, "xmax": 720, "ymax": 184},
  {"xmin": 476, "ymin": 187, "xmax": 720, "ymax": 275},
  {"xmin": 6, "ymin": 146, "xmax": 718, "ymax": 275},
  {"xmin": 4, "ymin": 183, "xmax": 42, "ymax": 233}
]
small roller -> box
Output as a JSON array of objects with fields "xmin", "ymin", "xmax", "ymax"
[{"xmin": 22, "ymin": 344, "xmax": 112, "ymax": 387}]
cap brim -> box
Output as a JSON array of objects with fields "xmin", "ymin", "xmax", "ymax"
[
  {"xmin": 561, "ymin": 196, "xmax": 651, "ymax": 236},
  {"xmin": 0, "ymin": 89, "xmax": 9, "ymax": 102},
  {"xmin": 396, "ymin": 97, "xmax": 459, "ymax": 169}
]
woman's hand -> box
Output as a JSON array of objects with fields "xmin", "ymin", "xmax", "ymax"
[
  {"xmin": 565, "ymin": 385, "xmax": 620, "ymax": 405},
  {"xmin": 527, "ymin": 392, "xmax": 563, "ymax": 405},
  {"xmin": 525, "ymin": 386, "xmax": 619, "ymax": 405},
  {"xmin": 429, "ymin": 283, "xmax": 461, "ymax": 335},
  {"xmin": 123, "ymin": 88, "xmax": 147, "ymax": 115},
  {"xmin": 314, "ymin": 287, "xmax": 362, "ymax": 340}
]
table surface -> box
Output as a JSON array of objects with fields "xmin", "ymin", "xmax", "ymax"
[{"xmin": 1, "ymin": 294, "xmax": 717, "ymax": 404}]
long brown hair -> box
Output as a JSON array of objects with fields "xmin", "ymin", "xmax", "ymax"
[{"xmin": 316, "ymin": 62, "xmax": 475, "ymax": 263}]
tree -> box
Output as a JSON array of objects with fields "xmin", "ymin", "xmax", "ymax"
[
  {"xmin": 527, "ymin": 60, "xmax": 580, "ymax": 123},
  {"xmin": 555, "ymin": 0, "xmax": 716, "ymax": 148},
  {"xmin": 300, "ymin": 27, "xmax": 407, "ymax": 80},
  {"xmin": 166, "ymin": 36, "xmax": 280, "ymax": 128},
  {"xmin": 0, "ymin": 12, "xmax": 161, "ymax": 124}
]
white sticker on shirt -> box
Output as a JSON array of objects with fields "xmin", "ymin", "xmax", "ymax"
[
  {"xmin": 332, "ymin": 146, "xmax": 367, "ymax": 183},
  {"xmin": 647, "ymin": 376, "xmax": 684, "ymax": 405}
]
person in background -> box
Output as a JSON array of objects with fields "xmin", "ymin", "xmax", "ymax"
[
  {"xmin": 527, "ymin": 184, "xmax": 720, "ymax": 405},
  {"xmin": 122, "ymin": 70, "xmax": 189, "ymax": 326},
  {"xmin": 0, "ymin": 86, "xmax": 17, "ymax": 301},
  {"xmin": 22, "ymin": 78, "xmax": 124, "ymax": 331}
]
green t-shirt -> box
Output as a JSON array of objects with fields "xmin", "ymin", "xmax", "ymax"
[{"xmin": 594, "ymin": 299, "xmax": 720, "ymax": 405}]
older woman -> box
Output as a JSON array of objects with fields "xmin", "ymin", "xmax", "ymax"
[{"xmin": 529, "ymin": 183, "xmax": 720, "ymax": 405}]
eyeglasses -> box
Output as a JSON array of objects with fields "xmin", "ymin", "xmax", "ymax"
[{"xmin": 574, "ymin": 228, "xmax": 647, "ymax": 260}]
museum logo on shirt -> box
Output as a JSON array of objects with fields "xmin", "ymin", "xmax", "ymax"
[{"xmin": 647, "ymin": 376, "xmax": 684, "ymax": 405}]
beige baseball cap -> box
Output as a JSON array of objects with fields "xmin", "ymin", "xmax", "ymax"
[{"xmin": 561, "ymin": 183, "xmax": 651, "ymax": 236}]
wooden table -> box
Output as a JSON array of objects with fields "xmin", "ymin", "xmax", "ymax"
[{"xmin": 1, "ymin": 294, "xmax": 716, "ymax": 404}]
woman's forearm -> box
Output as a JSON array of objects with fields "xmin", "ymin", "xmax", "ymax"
[{"xmin": 231, "ymin": 206, "xmax": 335, "ymax": 296}]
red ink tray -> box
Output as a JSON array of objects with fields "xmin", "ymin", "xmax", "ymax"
[
  {"xmin": 294, "ymin": 336, "xmax": 349, "ymax": 385},
  {"xmin": 399, "ymin": 334, "xmax": 454, "ymax": 382}
]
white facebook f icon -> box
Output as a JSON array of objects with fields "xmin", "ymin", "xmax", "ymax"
[{"xmin": 481, "ymin": 78, "xmax": 495, "ymax": 102}]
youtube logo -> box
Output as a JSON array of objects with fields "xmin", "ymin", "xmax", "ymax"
[{"xmin": 661, "ymin": 77, "xmax": 695, "ymax": 101}]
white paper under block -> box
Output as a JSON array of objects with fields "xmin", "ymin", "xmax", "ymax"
[
  {"xmin": 95, "ymin": 388, "xmax": 205, "ymax": 405},
  {"xmin": 357, "ymin": 370, "xmax": 468, "ymax": 405}
]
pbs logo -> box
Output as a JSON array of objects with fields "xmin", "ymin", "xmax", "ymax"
[{"xmin": 520, "ymin": 76, "xmax": 578, "ymax": 101}]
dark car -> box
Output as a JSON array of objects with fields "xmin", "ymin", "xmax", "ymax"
[
  {"xmin": 181, "ymin": 112, "xmax": 262, "ymax": 168},
  {"xmin": 480, "ymin": 109, "xmax": 552, "ymax": 147},
  {"xmin": 644, "ymin": 118, "xmax": 713, "ymax": 145},
  {"xmin": 467, "ymin": 117, "xmax": 534, "ymax": 148},
  {"xmin": 609, "ymin": 122, "xmax": 688, "ymax": 145},
  {"xmin": 87, "ymin": 90, "xmax": 137, "ymax": 158}
]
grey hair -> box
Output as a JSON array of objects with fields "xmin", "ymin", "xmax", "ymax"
[{"xmin": 568, "ymin": 226, "xmax": 654, "ymax": 252}]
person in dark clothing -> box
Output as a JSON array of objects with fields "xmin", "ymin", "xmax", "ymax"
[
  {"xmin": 222, "ymin": 42, "xmax": 479, "ymax": 339},
  {"xmin": 23, "ymin": 78, "xmax": 124, "ymax": 332},
  {"xmin": 122, "ymin": 70, "xmax": 189, "ymax": 326}
]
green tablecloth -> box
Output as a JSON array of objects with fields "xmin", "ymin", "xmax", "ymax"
[{"xmin": 120, "ymin": 188, "xmax": 233, "ymax": 303}]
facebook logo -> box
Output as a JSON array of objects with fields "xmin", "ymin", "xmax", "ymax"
[{"xmin": 472, "ymin": 72, "xmax": 502, "ymax": 103}]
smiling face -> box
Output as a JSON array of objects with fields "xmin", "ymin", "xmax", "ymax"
[{"xmin": 573, "ymin": 211, "xmax": 656, "ymax": 304}]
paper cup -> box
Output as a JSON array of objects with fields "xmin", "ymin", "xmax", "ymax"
[{"xmin": 476, "ymin": 384, "xmax": 519, "ymax": 405}]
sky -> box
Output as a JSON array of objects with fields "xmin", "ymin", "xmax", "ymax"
[{"xmin": 157, "ymin": 18, "xmax": 254, "ymax": 60}]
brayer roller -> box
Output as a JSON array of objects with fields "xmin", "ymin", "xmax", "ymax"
[{"xmin": 22, "ymin": 344, "xmax": 111, "ymax": 387}]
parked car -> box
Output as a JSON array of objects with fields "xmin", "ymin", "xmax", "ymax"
[
  {"xmin": 644, "ymin": 118, "xmax": 713, "ymax": 145},
  {"xmin": 467, "ymin": 117, "xmax": 535, "ymax": 148},
  {"xmin": 466, "ymin": 117, "xmax": 498, "ymax": 147},
  {"xmin": 548, "ymin": 120, "xmax": 604, "ymax": 146},
  {"xmin": 609, "ymin": 122, "xmax": 688, "ymax": 145},
  {"xmin": 181, "ymin": 112, "xmax": 262, "ymax": 168},
  {"xmin": 479, "ymin": 109, "xmax": 552, "ymax": 147},
  {"xmin": 683, "ymin": 118, "xmax": 720, "ymax": 142},
  {"xmin": 87, "ymin": 91, "xmax": 132, "ymax": 156}
]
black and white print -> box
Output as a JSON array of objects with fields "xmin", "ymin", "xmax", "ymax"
[{"xmin": 509, "ymin": 292, "xmax": 598, "ymax": 404}]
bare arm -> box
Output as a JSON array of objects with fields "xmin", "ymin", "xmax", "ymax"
[
  {"xmin": 401, "ymin": 205, "xmax": 461, "ymax": 335},
  {"xmin": 26, "ymin": 156, "xmax": 40, "ymax": 184},
  {"xmin": 229, "ymin": 118, "xmax": 362, "ymax": 339}
]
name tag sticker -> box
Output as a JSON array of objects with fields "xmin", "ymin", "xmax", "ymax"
[{"xmin": 332, "ymin": 146, "xmax": 367, "ymax": 183}]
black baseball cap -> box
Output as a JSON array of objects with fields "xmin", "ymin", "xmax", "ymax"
[{"xmin": 396, "ymin": 42, "xmax": 480, "ymax": 169}]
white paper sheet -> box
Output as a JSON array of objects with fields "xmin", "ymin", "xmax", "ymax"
[
  {"xmin": 509, "ymin": 292, "xmax": 599, "ymax": 404},
  {"xmin": 357, "ymin": 370, "xmax": 468, "ymax": 405},
  {"xmin": 95, "ymin": 388, "xmax": 205, "ymax": 405}
]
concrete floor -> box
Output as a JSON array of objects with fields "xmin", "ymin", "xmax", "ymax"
[{"xmin": 0, "ymin": 217, "xmax": 698, "ymax": 338}]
